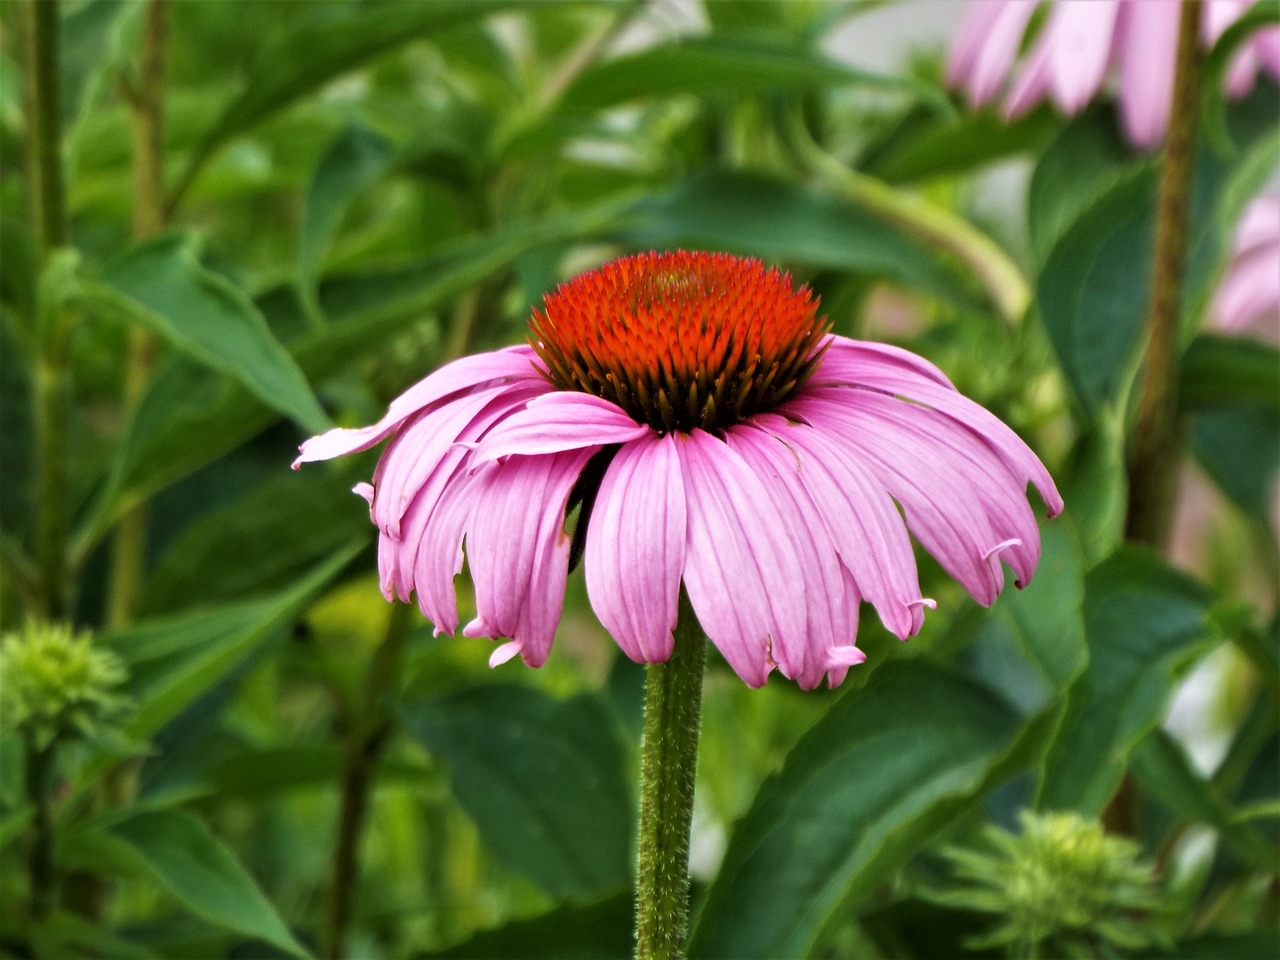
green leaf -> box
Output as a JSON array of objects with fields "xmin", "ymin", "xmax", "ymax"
[
  {"xmin": 1058, "ymin": 413, "xmax": 1128, "ymax": 566},
  {"xmin": 1036, "ymin": 169, "xmax": 1156, "ymax": 416},
  {"xmin": 75, "ymin": 196, "xmax": 632, "ymax": 551},
  {"xmin": 999, "ymin": 522, "xmax": 1087, "ymax": 689},
  {"xmin": 617, "ymin": 168, "xmax": 980, "ymax": 309},
  {"xmin": 558, "ymin": 33, "xmax": 953, "ymax": 116},
  {"xmin": 1036, "ymin": 548, "xmax": 1213, "ymax": 816},
  {"xmin": 1027, "ymin": 108, "xmax": 1141, "ymax": 266},
  {"xmin": 108, "ymin": 809, "xmax": 307, "ymax": 958},
  {"xmin": 208, "ymin": 745, "xmax": 426, "ymax": 801},
  {"xmin": 172, "ymin": 0, "xmax": 536, "ymax": 206},
  {"xmin": 107, "ymin": 545, "xmax": 359, "ymax": 743},
  {"xmin": 90, "ymin": 234, "xmax": 329, "ymax": 433},
  {"xmin": 1181, "ymin": 335, "xmax": 1280, "ymax": 413},
  {"xmin": 298, "ymin": 123, "xmax": 393, "ymax": 322},
  {"xmin": 1132, "ymin": 730, "xmax": 1279, "ymax": 872},
  {"xmin": 138, "ymin": 468, "xmax": 372, "ymax": 616},
  {"xmin": 687, "ymin": 661, "xmax": 1025, "ymax": 959},
  {"xmin": 403, "ymin": 684, "xmax": 633, "ymax": 901},
  {"xmin": 1190, "ymin": 408, "xmax": 1280, "ymax": 523},
  {"xmin": 422, "ymin": 895, "xmax": 633, "ymax": 959},
  {"xmin": 862, "ymin": 106, "xmax": 1059, "ymax": 186}
]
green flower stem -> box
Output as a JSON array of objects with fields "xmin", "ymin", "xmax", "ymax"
[
  {"xmin": 107, "ymin": 0, "xmax": 171, "ymax": 628},
  {"xmin": 1124, "ymin": 0, "xmax": 1203, "ymax": 549},
  {"xmin": 783, "ymin": 106, "xmax": 1031, "ymax": 324},
  {"xmin": 324, "ymin": 600, "xmax": 413, "ymax": 960},
  {"xmin": 636, "ymin": 593, "xmax": 707, "ymax": 960},
  {"xmin": 24, "ymin": 737, "xmax": 57, "ymax": 921},
  {"xmin": 22, "ymin": 0, "xmax": 72, "ymax": 620}
]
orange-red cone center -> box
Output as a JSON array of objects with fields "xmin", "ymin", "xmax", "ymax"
[{"xmin": 529, "ymin": 251, "xmax": 829, "ymax": 433}]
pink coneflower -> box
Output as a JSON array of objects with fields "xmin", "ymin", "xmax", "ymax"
[
  {"xmin": 1212, "ymin": 195, "xmax": 1280, "ymax": 339},
  {"xmin": 948, "ymin": 0, "xmax": 1280, "ymax": 149},
  {"xmin": 294, "ymin": 252, "xmax": 1061, "ymax": 690}
]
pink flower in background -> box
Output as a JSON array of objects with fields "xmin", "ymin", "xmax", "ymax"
[
  {"xmin": 1212, "ymin": 195, "xmax": 1280, "ymax": 339},
  {"xmin": 295, "ymin": 252, "xmax": 1061, "ymax": 690},
  {"xmin": 948, "ymin": 0, "xmax": 1280, "ymax": 149}
]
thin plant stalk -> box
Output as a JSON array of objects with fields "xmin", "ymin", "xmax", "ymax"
[
  {"xmin": 323, "ymin": 597, "xmax": 413, "ymax": 959},
  {"xmin": 22, "ymin": 0, "xmax": 72, "ymax": 620},
  {"xmin": 108, "ymin": 0, "xmax": 170, "ymax": 628},
  {"xmin": 24, "ymin": 737, "xmax": 57, "ymax": 921},
  {"xmin": 1124, "ymin": 0, "xmax": 1204, "ymax": 549},
  {"xmin": 782, "ymin": 104, "xmax": 1031, "ymax": 324},
  {"xmin": 636, "ymin": 593, "xmax": 707, "ymax": 960}
]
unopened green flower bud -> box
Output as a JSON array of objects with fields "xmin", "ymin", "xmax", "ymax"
[
  {"xmin": 0, "ymin": 622, "xmax": 128, "ymax": 750},
  {"xmin": 938, "ymin": 811, "xmax": 1164, "ymax": 959}
]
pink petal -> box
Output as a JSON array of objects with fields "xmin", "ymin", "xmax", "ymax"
[
  {"xmin": 292, "ymin": 345, "xmax": 543, "ymax": 467},
  {"xmin": 584, "ymin": 434, "xmax": 687, "ymax": 664},
  {"xmin": 749, "ymin": 412, "xmax": 927, "ymax": 640},
  {"xmin": 471, "ymin": 392, "xmax": 651, "ymax": 464},
  {"xmin": 812, "ymin": 338, "xmax": 1062, "ymax": 516},
  {"xmin": 727, "ymin": 424, "xmax": 862, "ymax": 689},
  {"xmin": 1213, "ymin": 240, "xmax": 1280, "ymax": 334},
  {"xmin": 810, "ymin": 335, "xmax": 955, "ymax": 389},
  {"xmin": 1118, "ymin": 0, "xmax": 1180, "ymax": 149},
  {"xmin": 1004, "ymin": 31, "xmax": 1055, "ymax": 119},
  {"xmin": 462, "ymin": 449, "xmax": 596, "ymax": 668},
  {"xmin": 1254, "ymin": 27, "xmax": 1280, "ymax": 78},
  {"xmin": 389, "ymin": 384, "xmax": 544, "ymax": 606},
  {"xmin": 948, "ymin": 0, "xmax": 1011, "ymax": 88},
  {"xmin": 791, "ymin": 390, "xmax": 1039, "ymax": 606},
  {"xmin": 1233, "ymin": 196, "xmax": 1280, "ymax": 257},
  {"xmin": 965, "ymin": 1, "xmax": 1040, "ymax": 108},
  {"xmin": 1046, "ymin": 0, "xmax": 1121, "ymax": 113},
  {"xmin": 676, "ymin": 430, "xmax": 807, "ymax": 689}
]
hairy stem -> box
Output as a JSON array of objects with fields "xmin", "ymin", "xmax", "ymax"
[
  {"xmin": 324, "ymin": 601, "xmax": 413, "ymax": 960},
  {"xmin": 107, "ymin": 0, "xmax": 170, "ymax": 628},
  {"xmin": 1124, "ymin": 0, "xmax": 1203, "ymax": 549},
  {"xmin": 784, "ymin": 105, "xmax": 1031, "ymax": 323},
  {"xmin": 636, "ymin": 593, "xmax": 707, "ymax": 960},
  {"xmin": 23, "ymin": 0, "xmax": 72, "ymax": 619},
  {"xmin": 24, "ymin": 738, "xmax": 57, "ymax": 921}
]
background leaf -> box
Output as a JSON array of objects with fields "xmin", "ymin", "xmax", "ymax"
[
  {"xmin": 403, "ymin": 684, "xmax": 634, "ymax": 902},
  {"xmin": 1036, "ymin": 549, "xmax": 1213, "ymax": 815},
  {"xmin": 93, "ymin": 234, "xmax": 328, "ymax": 432},
  {"xmin": 688, "ymin": 661, "xmax": 1024, "ymax": 959},
  {"xmin": 107, "ymin": 809, "xmax": 308, "ymax": 958}
]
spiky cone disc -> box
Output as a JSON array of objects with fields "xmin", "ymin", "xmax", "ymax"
[{"xmin": 529, "ymin": 251, "xmax": 830, "ymax": 434}]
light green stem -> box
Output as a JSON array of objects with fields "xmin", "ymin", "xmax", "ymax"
[
  {"xmin": 784, "ymin": 107, "xmax": 1031, "ymax": 323},
  {"xmin": 23, "ymin": 0, "xmax": 72, "ymax": 620},
  {"xmin": 636, "ymin": 593, "xmax": 707, "ymax": 960},
  {"xmin": 107, "ymin": 0, "xmax": 171, "ymax": 628}
]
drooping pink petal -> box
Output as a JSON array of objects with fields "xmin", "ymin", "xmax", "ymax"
[
  {"xmin": 410, "ymin": 460, "xmax": 477, "ymax": 632},
  {"xmin": 1255, "ymin": 27, "xmax": 1280, "ymax": 78},
  {"xmin": 584, "ymin": 434, "xmax": 686, "ymax": 664},
  {"xmin": 964, "ymin": 1, "xmax": 1040, "ymax": 108},
  {"xmin": 461, "ymin": 448, "xmax": 596, "ymax": 668},
  {"xmin": 727, "ymin": 423, "xmax": 862, "ymax": 689},
  {"xmin": 1203, "ymin": 0, "xmax": 1258, "ymax": 93},
  {"xmin": 388, "ymin": 383, "xmax": 545, "ymax": 605},
  {"xmin": 792, "ymin": 389, "xmax": 1038, "ymax": 606},
  {"xmin": 471, "ymin": 392, "xmax": 651, "ymax": 464},
  {"xmin": 1004, "ymin": 31, "xmax": 1056, "ymax": 119},
  {"xmin": 676, "ymin": 430, "xmax": 807, "ymax": 688},
  {"xmin": 1046, "ymin": 0, "xmax": 1121, "ymax": 112},
  {"xmin": 292, "ymin": 346, "xmax": 543, "ymax": 467},
  {"xmin": 1232, "ymin": 196, "xmax": 1280, "ymax": 257},
  {"xmin": 1213, "ymin": 241, "xmax": 1280, "ymax": 335},
  {"xmin": 1118, "ymin": 0, "xmax": 1180, "ymax": 149},
  {"xmin": 812, "ymin": 338, "xmax": 1063, "ymax": 517},
  {"xmin": 948, "ymin": 0, "xmax": 1011, "ymax": 89},
  {"xmin": 749, "ymin": 412, "xmax": 927, "ymax": 640}
]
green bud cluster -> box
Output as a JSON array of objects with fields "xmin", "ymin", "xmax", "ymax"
[
  {"xmin": 938, "ymin": 811, "xmax": 1164, "ymax": 959},
  {"xmin": 0, "ymin": 623, "xmax": 128, "ymax": 750}
]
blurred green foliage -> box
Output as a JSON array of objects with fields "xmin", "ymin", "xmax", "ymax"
[{"xmin": 0, "ymin": 1, "xmax": 1276, "ymax": 958}]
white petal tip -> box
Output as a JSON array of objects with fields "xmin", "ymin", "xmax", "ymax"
[
  {"xmin": 984, "ymin": 538, "xmax": 1023, "ymax": 563},
  {"xmin": 488, "ymin": 640, "xmax": 523, "ymax": 668}
]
